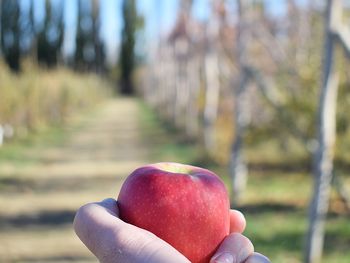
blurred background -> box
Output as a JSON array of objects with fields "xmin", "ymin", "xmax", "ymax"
[{"xmin": 0, "ymin": 0, "xmax": 350, "ymax": 262}]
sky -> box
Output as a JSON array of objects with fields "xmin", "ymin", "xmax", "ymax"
[{"xmin": 20, "ymin": 0, "xmax": 306, "ymax": 65}]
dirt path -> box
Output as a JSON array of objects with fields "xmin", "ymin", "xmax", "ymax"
[{"xmin": 0, "ymin": 98, "xmax": 151, "ymax": 262}]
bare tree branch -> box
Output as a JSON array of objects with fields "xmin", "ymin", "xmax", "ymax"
[
  {"xmin": 333, "ymin": 25, "xmax": 350, "ymax": 57},
  {"xmin": 332, "ymin": 172, "xmax": 350, "ymax": 213},
  {"xmin": 248, "ymin": 67, "xmax": 310, "ymax": 146}
]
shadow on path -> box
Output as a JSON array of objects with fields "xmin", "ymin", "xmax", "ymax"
[
  {"xmin": 0, "ymin": 209, "xmax": 76, "ymax": 229},
  {"xmin": 14, "ymin": 255, "xmax": 95, "ymax": 262},
  {"xmin": 0, "ymin": 175, "xmax": 124, "ymax": 193},
  {"xmin": 236, "ymin": 202, "xmax": 302, "ymax": 214}
]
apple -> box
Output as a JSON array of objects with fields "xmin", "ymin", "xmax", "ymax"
[{"xmin": 117, "ymin": 162, "xmax": 230, "ymax": 263}]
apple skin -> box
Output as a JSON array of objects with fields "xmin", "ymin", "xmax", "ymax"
[{"xmin": 117, "ymin": 162, "xmax": 230, "ymax": 263}]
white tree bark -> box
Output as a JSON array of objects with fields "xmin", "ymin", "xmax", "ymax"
[
  {"xmin": 186, "ymin": 54, "xmax": 200, "ymax": 138},
  {"xmin": 157, "ymin": 43, "xmax": 168, "ymax": 115},
  {"xmin": 230, "ymin": 0, "xmax": 251, "ymax": 204},
  {"xmin": 230, "ymin": 68, "xmax": 249, "ymax": 204},
  {"xmin": 304, "ymin": 1, "xmax": 340, "ymax": 262},
  {"xmin": 203, "ymin": 52, "xmax": 220, "ymax": 150},
  {"xmin": 172, "ymin": 0, "xmax": 193, "ymax": 129},
  {"xmin": 164, "ymin": 44, "xmax": 176, "ymax": 120},
  {"xmin": 203, "ymin": 0, "xmax": 222, "ymax": 152},
  {"xmin": 173, "ymin": 38, "xmax": 190, "ymax": 129}
]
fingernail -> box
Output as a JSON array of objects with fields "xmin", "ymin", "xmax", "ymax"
[
  {"xmin": 244, "ymin": 253, "xmax": 271, "ymax": 263},
  {"xmin": 211, "ymin": 252, "xmax": 234, "ymax": 263}
]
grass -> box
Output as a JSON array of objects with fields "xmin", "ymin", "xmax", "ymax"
[
  {"xmin": 0, "ymin": 61, "xmax": 112, "ymax": 145},
  {"xmin": 0, "ymin": 125, "xmax": 66, "ymax": 165},
  {"xmin": 138, "ymin": 99, "xmax": 200, "ymax": 164},
  {"xmin": 0, "ymin": 102, "xmax": 101, "ymax": 168},
  {"xmin": 138, "ymin": 101, "xmax": 350, "ymax": 263}
]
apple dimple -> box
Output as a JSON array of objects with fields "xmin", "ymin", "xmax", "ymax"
[{"xmin": 150, "ymin": 162, "xmax": 196, "ymax": 175}]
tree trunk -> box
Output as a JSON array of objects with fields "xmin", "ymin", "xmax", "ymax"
[
  {"xmin": 229, "ymin": 0, "xmax": 250, "ymax": 204},
  {"xmin": 165, "ymin": 45, "xmax": 177, "ymax": 119},
  {"xmin": 203, "ymin": 0, "xmax": 222, "ymax": 152},
  {"xmin": 203, "ymin": 52, "xmax": 220, "ymax": 151},
  {"xmin": 174, "ymin": 40, "xmax": 188, "ymax": 129},
  {"xmin": 186, "ymin": 54, "xmax": 200, "ymax": 138},
  {"xmin": 304, "ymin": 1, "xmax": 339, "ymax": 262},
  {"xmin": 230, "ymin": 69, "xmax": 249, "ymax": 204}
]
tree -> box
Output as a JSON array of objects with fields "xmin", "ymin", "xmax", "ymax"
[
  {"xmin": 0, "ymin": 0, "xmax": 21, "ymax": 72},
  {"xmin": 37, "ymin": 0, "xmax": 64, "ymax": 67},
  {"xmin": 28, "ymin": 0, "xmax": 36, "ymax": 58},
  {"xmin": 119, "ymin": 0, "xmax": 142, "ymax": 94},
  {"xmin": 75, "ymin": 0, "xmax": 105, "ymax": 72},
  {"xmin": 229, "ymin": 0, "xmax": 254, "ymax": 204},
  {"xmin": 305, "ymin": 0, "xmax": 350, "ymax": 262},
  {"xmin": 75, "ymin": 0, "xmax": 92, "ymax": 70},
  {"xmin": 203, "ymin": 0, "xmax": 224, "ymax": 152},
  {"xmin": 229, "ymin": 0, "xmax": 320, "ymax": 204},
  {"xmin": 92, "ymin": 0, "xmax": 105, "ymax": 73},
  {"xmin": 168, "ymin": 0, "xmax": 193, "ymax": 129}
]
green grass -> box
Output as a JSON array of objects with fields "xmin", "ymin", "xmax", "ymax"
[
  {"xmin": 138, "ymin": 100, "xmax": 200, "ymax": 164},
  {"xmin": 0, "ymin": 113, "xmax": 83, "ymax": 194},
  {"xmin": 0, "ymin": 103, "xmax": 101, "ymax": 174},
  {"xmin": 0, "ymin": 125, "xmax": 66, "ymax": 165},
  {"xmin": 138, "ymin": 101, "xmax": 350, "ymax": 263}
]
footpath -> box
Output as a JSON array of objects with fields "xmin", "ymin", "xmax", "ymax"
[{"xmin": 0, "ymin": 98, "xmax": 152, "ymax": 262}]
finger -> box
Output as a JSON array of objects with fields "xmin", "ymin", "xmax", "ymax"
[
  {"xmin": 210, "ymin": 233, "xmax": 254, "ymax": 263},
  {"xmin": 73, "ymin": 199, "xmax": 190, "ymax": 263},
  {"xmin": 73, "ymin": 199, "xmax": 123, "ymax": 260},
  {"xmin": 229, "ymin": 210, "xmax": 246, "ymax": 234},
  {"xmin": 244, "ymin": 252, "xmax": 271, "ymax": 263},
  {"xmin": 99, "ymin": 198, "xmax": 120, "ymax": 217}
]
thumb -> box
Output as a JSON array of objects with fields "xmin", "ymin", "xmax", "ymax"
[
  {"xmin": 74, "ymin": 199, "xmax": 190, "ymax": 263},
  {"xmin": 210, "ymin": 233, "xmax": 253, "ymax": 263}
]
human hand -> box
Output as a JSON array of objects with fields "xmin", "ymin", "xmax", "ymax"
[{"xmin": 73, "ymin": 198, "xmax": 270, "ymax": 263}]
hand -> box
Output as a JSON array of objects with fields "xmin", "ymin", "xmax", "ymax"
[{"xmin": 73, "ymin": 198, "xmax": 270, "ymax": 263}]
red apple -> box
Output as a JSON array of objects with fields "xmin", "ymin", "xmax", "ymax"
[{"xmin": 117, "ymin": 162, "xmax": 230, "ymax": 263}]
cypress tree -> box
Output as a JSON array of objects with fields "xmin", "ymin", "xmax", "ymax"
[
  {"xmin": 37, "ymin": 0, "xmax": 64, "ymax": 67},
  {"xmin": 119, "ymin": 0, "xmax": 142, "ymax": 94},
  {"xmin": 0, "ymin": 0, "xmax": 21, "ymax": 72}
]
